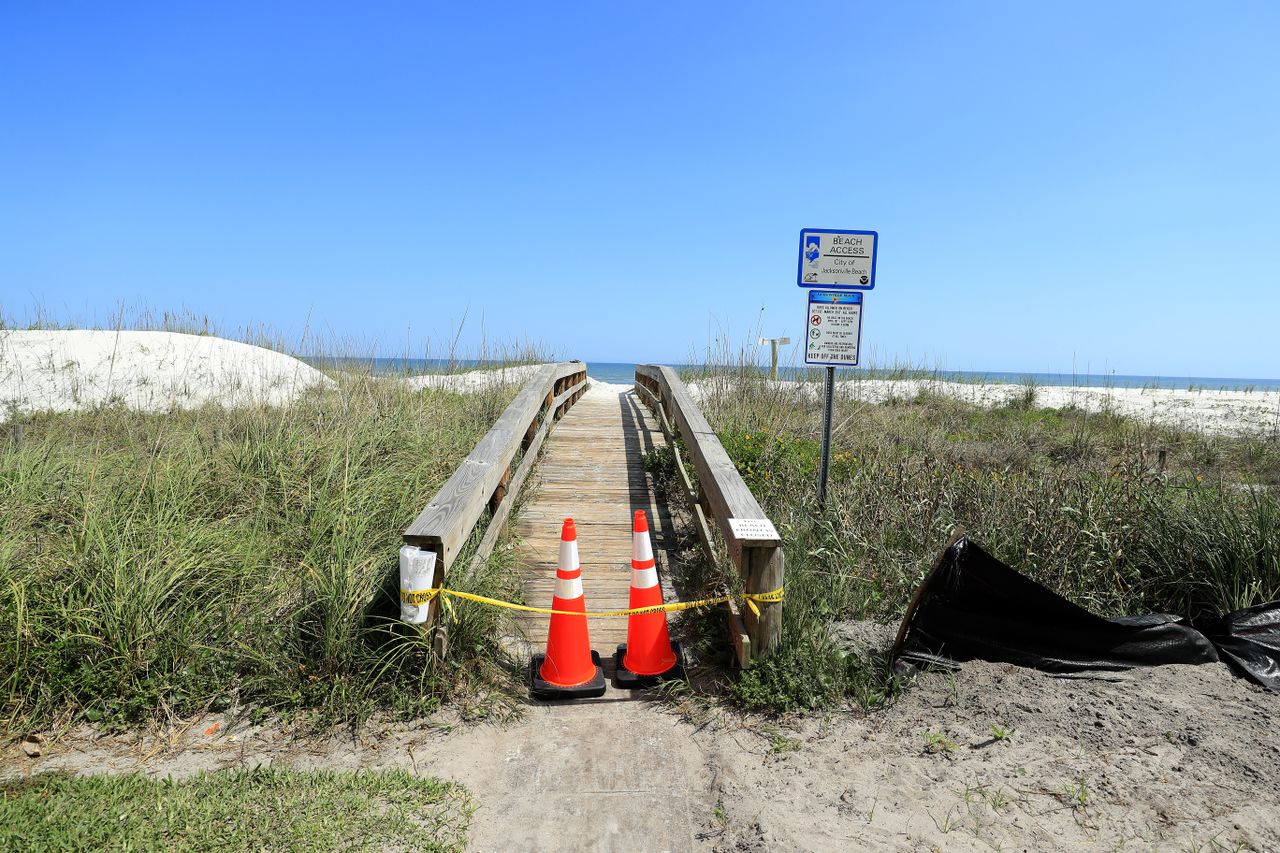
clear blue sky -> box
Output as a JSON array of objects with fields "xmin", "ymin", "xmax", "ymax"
[{"xmin": 3, "ymin": 2, "xmax": 1277, "ymax": 377}]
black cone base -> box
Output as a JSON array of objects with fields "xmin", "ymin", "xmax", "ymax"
[
  {"xmin": 530, "ymin": 650, "xmax": 606, "ymax": 700},
  {"xmin": 613, "ymin": 641, "xmax": 686, "ymax": 689}
]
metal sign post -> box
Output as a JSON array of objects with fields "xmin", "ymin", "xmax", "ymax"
[
  {"xmin": 798, "ymin": 225, "xmax": 876, "ymax": 509},
  {"xmin": 817, "ymin": 365, "xmax": 836, "ymax": 507},
  {"xmin": 803, "ymin": 289, "xmax": 863, "ymax": 508}
]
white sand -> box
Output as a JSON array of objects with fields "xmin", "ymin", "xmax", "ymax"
[
  {"xmin": 9, "ymin": 335, "xmax": 1273, "ymax": 438},
  {"xmin": 401, "ymin": 363, "xmax": 548, "ymax": 393},
  {"xmin": 402, "ymin": 366, "xmax": 630, "ymax": 398},
  {"xmin": 689, "ymin": 375, "xmax": 1280, "ymax": 436},
  {"xmin": 583, "ymin": 377, "xmax": 631, "ymax": 397},
  {"xmin": 0, "ymin": 330, "xmax": 333, "ymax": 421}
]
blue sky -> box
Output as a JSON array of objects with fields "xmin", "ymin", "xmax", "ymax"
[{"xmin": 2, "ymin": 2, "xmax": 1278, "ymax": 376}]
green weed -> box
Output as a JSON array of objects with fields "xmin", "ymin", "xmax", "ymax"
[
  {"xmin": 921, "ymin": 730, "xmax": 958, "ymax": 754},
  {"xmin": 0, "ymin": 767, "xmax": 472, "ymax": 851},
  {"xmin": 989, "ymin": 723, "xmax": 1015, "ymax": 742},
  {"xmin": 766, "ymin": 731, "xmax": 803, "ymax": 753}
]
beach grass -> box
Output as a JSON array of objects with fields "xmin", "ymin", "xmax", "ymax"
[
  {"xmin": 5, "ymin": 316, "xmax": 1278, "ymax": 726},
  {"xmin": 0, "ymin": 767, "xmax": 472, "ymax": 851},
  {"xmin": 0, "ymin": 370, "xmax": 529, "ymax": 732},
  {"xmin": 675, "ymin": 356, "xmax": 1280, "ymax": 713}
]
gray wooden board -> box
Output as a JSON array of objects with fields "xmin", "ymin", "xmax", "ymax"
[
  {"xmin": 635, "ymin": 364, "xmax": 783, "ymax": 661},
  {"xmin": 510, "ymin": 390, "xmax": 675, "ymax": 652},
  {"xmin": 645, "ymin": 366, "xmax": 781, "ymax": 560},
  {"xmin": 404, "ymin": 363, "xmax": 571, "ymax": 561}
]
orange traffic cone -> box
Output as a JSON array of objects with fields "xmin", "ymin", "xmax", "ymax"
[
  {"xmin": 530, "ymin": 518, "xmax": 606, "ymax": 699},
  {"xmin": 614, "ymin": 510, "xmax": 685, "ymax": 688}
]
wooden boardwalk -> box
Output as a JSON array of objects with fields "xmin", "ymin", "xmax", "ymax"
[
  {"xmin": 508, "ymin": 383, "xmax": 676, "ymax": 654},
  {"xmin": 404, "ymin": 362, "xmax": 780, "ymax": 672}
]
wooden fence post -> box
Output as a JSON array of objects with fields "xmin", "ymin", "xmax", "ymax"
[{"xmin": 744, "ymin": 546, "xmax": 783, "ymax": 656}]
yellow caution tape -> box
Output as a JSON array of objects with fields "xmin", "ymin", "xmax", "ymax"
[{"xmin": 399, "ymin": 586, "xmax": 783, "ymax": 618}]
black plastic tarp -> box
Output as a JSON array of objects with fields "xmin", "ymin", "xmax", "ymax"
[{"xmin": 892, "ymin": 536, "xmax": 1280, "ymax": 691}]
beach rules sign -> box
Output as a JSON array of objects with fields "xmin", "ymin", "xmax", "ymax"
[
  {"xmin": 798, "ymin": 228, "xmax": 878, "ymax": 289},
  {"xmin": 803, "ymin": 290, "xmax": 863, "ymax": 367}
]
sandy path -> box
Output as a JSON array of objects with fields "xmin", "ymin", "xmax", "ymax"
[
  {"xmin": 407, "ymin": 701, "xmax": 707, "ymax": 852},
  {"xmin": 11, "ymin": 647, "xmax": 1279, "ymax": 852}
]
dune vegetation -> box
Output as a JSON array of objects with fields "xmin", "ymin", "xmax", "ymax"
[
  {"xmin": 3, "ymin": 317, "xmax": 1277, "ymax": 729},
  {"xmin": 669, "ymin": 360, "xmax": 1280, "ymax": 713},
  {"xmin": 0, "ymin": 366, "xmax": 532, "ymax": 732}
]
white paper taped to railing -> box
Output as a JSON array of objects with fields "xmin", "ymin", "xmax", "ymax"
[
  {"xmin": 728, "ymin": 518, "xmax": 780, "ymax": 543},
  {"xmin": 399, "ymin": 546, "xmax": 437, "ymax": 624}
]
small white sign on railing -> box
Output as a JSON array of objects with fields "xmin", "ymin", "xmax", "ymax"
[
  {"xmin": 728, "ymin": 517, "xmax": 780, "ymax": 542},
  {"xmin": 399, "ymin": 546, "xmax": 437, "ymax": 625}
]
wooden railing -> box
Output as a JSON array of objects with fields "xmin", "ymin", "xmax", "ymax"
[
  {"xmin": 633, "ymin": 365, "xmax": 783, "ymax": 664},
  {"xmin": 403, "ymin": 362, "xmax": 588, "ymax": 653}
]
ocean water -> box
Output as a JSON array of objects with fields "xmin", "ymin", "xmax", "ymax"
[{"xmin": 304, "ymin": 357, "xmax": 1280, "ymax": 392}]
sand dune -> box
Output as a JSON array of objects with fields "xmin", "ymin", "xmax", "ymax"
[
  {"xmin": 4, "ymin": 334, "xmax": 1275, "ymax": 438},
  {"xmin": 689, "ymin": 375, "xmax": 1280, "ymax": 436},
  {"xmin": 400, "ymin": 362, "xmax": 547, "ymax": 393},
  {"xmin": 0, "ymin": 330, "xmax": 333, "ymax": 421}
]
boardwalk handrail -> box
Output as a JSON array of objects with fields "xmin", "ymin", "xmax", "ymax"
[
  {"xmin": 633, "ymin": 365, "xmax": 783, "ymax": 664},
  {"xmin": 404, "ymin": 361, "xmax": 587, "ymax": 650}
]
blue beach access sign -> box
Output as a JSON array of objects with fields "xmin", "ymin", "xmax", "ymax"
[
  {"xmin": 798, "ymin": 228, "xmax": 878, "ymax": 290},
  {"xmin": 804, "ymin": 290, "xmax": 863, "ymax": 367}
]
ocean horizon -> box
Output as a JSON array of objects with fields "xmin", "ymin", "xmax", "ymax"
[{"xmin": 302, "ymin": 357, "xmax": 1280, "ymax": 392}]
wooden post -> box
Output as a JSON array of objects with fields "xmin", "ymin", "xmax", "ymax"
[
  {"xmin": 726, "ymin": 599, "xmax": 752, "ymax": 667},
  {"xmin": 423, "ymin": 544, "xmax": 447, "ymax": 662},
  {"xmin": 489, "ymin": 468, "xmax": 511, "ymax": 513},
  {"xmin": 743, "ymin": 546, "xmax": 783, "ymax": 657}
]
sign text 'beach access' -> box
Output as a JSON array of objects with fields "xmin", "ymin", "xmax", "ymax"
[{"xmin": 797, "ymin": 228, "xmax": 878, "ymax": 290}]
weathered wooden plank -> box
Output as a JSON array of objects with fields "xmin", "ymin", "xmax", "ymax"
[
  {"xmin": 462, "ymin": 395, "xmax": 559, "ymax": 577},
  {"xmin": 652, "ymin": 366, "xmax": 780, "ymax": 558},
  {"xmin": 635, "ymin": 364, "xmax": 662, "ymax": 384},
  {"xmin": 553, "ymin": 362, "xmax": 587, "ymax": 382},
  {"xmin": 636, "ymin": 370, "xmax": 752, "ymax": 666},
  {"xmin": 508, "ymin": 384, "xmax": 675, "ymax": 659},
  {"xmin": 403, "ymin": 364, "xmax": 597, "ymax": 561},
  {"xmin": 634, "ymin": 364, "xmax": 784, "ymax": 660},
  {"xmin": 552, "ymin": 379, "xmax": 587, "ymax": 412},
  {"xmin": 404, "ymin": 364, "xmax": 560, "ymax": 558}
]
